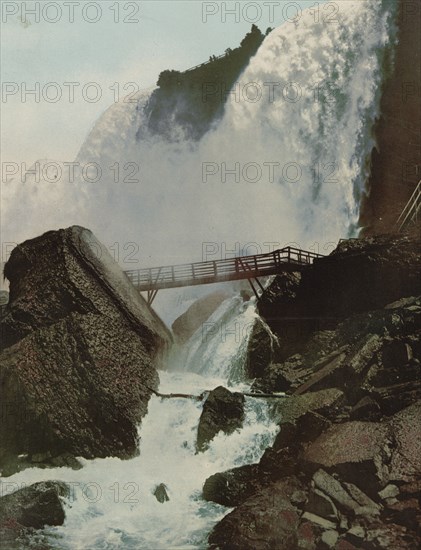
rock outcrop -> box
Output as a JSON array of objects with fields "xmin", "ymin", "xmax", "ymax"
[
  {"xmin": 0, "ymin": 226, "xmax": 172, "ymax": 474},
  {"xmin": 359, "ymin": 0, "xmax": 421, "ymax": 235},
  {"xmin": 0, "ymin": 482, "xmax": 69, "ymax": 530},
  {"xmin": 206, "ymin": 235, "xmax": 421, "ymax": 549},
  {"xmin": 171, "ymin": 290, "xmax": 231, "ymax": 344},
  {"xmin": 196, "ymin": 386, "xmax": 245, "ymax": 452}
]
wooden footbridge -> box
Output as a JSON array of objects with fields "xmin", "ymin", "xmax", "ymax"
[{"xmin": 124, "ymin": 246, "xmax": 324, "ymax": 305}]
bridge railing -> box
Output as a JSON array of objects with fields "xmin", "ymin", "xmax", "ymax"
[{"xmin": 125, "ymin": 247, "xmax": 323, "ymax": 291}]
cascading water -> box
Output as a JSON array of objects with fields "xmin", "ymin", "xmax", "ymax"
[
  {"xmin": 2, "ymin": 1, "xmax": 398, "ymax": 267},
  {"xmin": 2, "ymin": 296, "xmax": 279, "ymax": 549}
]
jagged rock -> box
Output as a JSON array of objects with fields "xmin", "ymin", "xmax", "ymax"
[
  {"xmin": 253, "ymin": 355, "xmax": 314, "ymax": 393},
  {"xmin": 0, "ymin": 227, "xmax": 171, "ymax": 471},
  {"xmin": 302, "ymin": 421, "xmax": 391, "ymax": 494},
  {"xmin": 0, "ymin": 481, "xmax": 69, "ymax": 529},
  {"xmin": 258, "ymin": 235, "xmax": 421, "ymax": 359},
  {"xmin": 196, "ymin": 386, "xmax": 245, "ymax": 452},
  {"xmin": 349, "ymin": 396, "xmax": 381, "ymax": 421},
  {"xmin": 208, "ymin": 478, "xmax": 304, "ymax": 550},
  {"xmin": 378, "ymin": 484, "xmax": 399, "ymax": 501},
  {"xmin": 303, "ymin": 402, "xmax": 421, "ymax": 496},
  {"xmin": 203, "ymin": 464, "xmax": 262, "ymax": 507},
  {"xmin": 153, "ymin": 483, "xmax": 169, "ymax": 503},
  {"xmin": 388, "ymin": 400, "xmax": 421, "ymax": 482},
  {"xmin": 272, "ymin": 388, "xmax": 345, "ymax": 426},
  {"xmin": 320, "ymin": 529, "xmax": 339, "ymax": 548},
  {"xmin": 301, "ymin": 512, "xmax": 337, "ymax": 530},
  {"xmin": 171, "ymin": 291, "xmax": 231, "ymax": 344},
  {"xmin": 305, "ymin": 488, "xmax": 338, "ymax": 522},
  {"xmin": 245, "ymin": 318, "xmax": 277, "ymax": 379},
  {"xmin": 312, "ymin": 470, "xmax": 367, "ymax": 516}
]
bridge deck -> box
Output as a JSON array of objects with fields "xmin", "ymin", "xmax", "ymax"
[{"xmin": 124, "ymin": 247, "xmax": 323, "ymax": 292}]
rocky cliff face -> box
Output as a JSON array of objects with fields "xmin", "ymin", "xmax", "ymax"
[
  {"xmin": 206, "ymin": 234, "xmax": 421, "ymax": 549},
  {"xmin": 359, "ymin": 0, "xmax": 421, "ymax": 234},
  {"xmin": 141, "ymin": 25, "xmax": 267, "ymax": 142},
  {"xmin": 0, "ymin": 226, "xmax": 172, "ymax": 474}
]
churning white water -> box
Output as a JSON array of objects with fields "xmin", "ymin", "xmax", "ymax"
[{"xmin": 3, "ymin": 297, "xmax": 279, "ymax": 549}]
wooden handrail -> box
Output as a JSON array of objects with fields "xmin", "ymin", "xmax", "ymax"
[{"xmin": 125, "ymin": 246, "xmax": 324, "ymax": 292}]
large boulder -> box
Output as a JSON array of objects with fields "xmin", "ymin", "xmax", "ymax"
[
  {"xmin": 245, "ymin": 318, "xmax": 277, "ymax": 379},
  {"xmin": 208, "ymin": 477, "xmax": 306, "ymax": 550},
  {"xmin": 171, "ymin": 291, "xmax": 231, "ymax": 344},
  {"xmin": 258, "ymin": 235, "xmax": 421, "ymax": 358},
  {"xmin": 0, "ymin": 227, "xmax": 172, "ymax": 471},
  {"xmin": 203, "ymin": 464, "xmax": 262, "ymax": 507},
  {"xmin": 196, "ymin": 386, "xmax": 245, "ymax": 452},
  {"xmin": 0, "ymin": 481, "xmax": 69, "ymax": 529}
]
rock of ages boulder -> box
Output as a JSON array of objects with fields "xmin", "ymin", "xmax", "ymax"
[
  {"xmin": 0, "ymin": 481, "xmax": 69, "ymax": 529},
  {"xmin": 196, "ymin": 386, "xmax": 245, "ymax": 452},
  {"xmin": 0, "ymin": 226, "xmax": 172, "ymax": 470}
]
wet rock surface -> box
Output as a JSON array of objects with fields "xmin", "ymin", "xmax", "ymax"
[
  {"xmin": 196, "ymin": 386, "xmax": 245, "ymax": 452},
  {"xmin": 171, "ymin": 290, "xmax": 231, "ymax": 344},
  {"xmin": 0, "ymin": 226, "xmax": 172, "ymax": 474},
  {"xmin": 0, "ymin": 481, "xmax": 69, "ymax": 529},
  {"xmin": 207, "ymin": 235, "xmax": 421, "ymax": 549}
]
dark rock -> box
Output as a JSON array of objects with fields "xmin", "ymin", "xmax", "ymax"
[
  {"xmin": 305, "ymin": 488, "xmax": 339, "ymax": 522},
  {"xmin": 312, "ymin": 470, "xmax": 369, "ymax": 516},
  {"xmin": 253, "ymin": 354, "xmax": 314, "ymax": 394},
  {"xmin": 171, "ymin": 291, "xmax": 231, "ymax": 344},
  {"xmin": 153, "ymin": 483, "xmax": 169, "ymax": 503},
  {"xmin": 0, "ymin": 226, "xmax": 172, "ymax": 470},
  {"xmin": 272, "ymin": 388, "xmax": 346, "ymax": 426},
  {"xmin": 366, "ymin": 379, "xmax": 421, "ymax": 416},
  {"xmin": 259, "ymin": 236, "xmax": 421, "ymax": 359},
  {"xmin": 196, "ymin": 386, "xmax": 245, "ymax": 452},
  {"xmin": 388, "ymin": 400, "xmax": 421, "ymax": 482},
  {"xmin": 143, "ymin": 25, "xmax": 267, "ymax": 142},
  {"xmin": 302, "ymin": 421, "xmax": 391, "ymax": 495},
  {"xmin": 245, "ymin": 318, "xmax": 277, "ymax": 379},
  {"xmin": 359, "ymin": 0, "xmax": 421, "ymax": 235},
  {"xmin": 203, "ymin": 464, "xmax": 262, "ymax": 507},
  {"xmin": 208, "ymin": 478, "xmax": 304, "ymax": 550},
  {"xmin": 349, "ymin": 397, "xmax": 382, "ymax": 421},
  {"xmin": 0, "ymin": 481, "xmax": 69, "ymax": 529},
  {"xmin": 382, "ymin": 498, "xmax": 421, "ymax": 532}
]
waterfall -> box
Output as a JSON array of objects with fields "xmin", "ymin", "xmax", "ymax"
[
  {"xmin": 2, "ymin": 296, "xmax": 278, "ymax": 549},
  {"xmin": 2, "ymin": 1, "xmax": 398, "ymax": 268}
]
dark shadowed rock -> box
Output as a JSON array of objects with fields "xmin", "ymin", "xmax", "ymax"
[
  {"xmin": 171, "ymin": 291, "xmax": 231, "ymax": 344},
  {"xmin": 349, "ymin": 396, "xmax": 382, "ymax": 421},
  {"xmin": 0, "ymin": 481, "xmax": 69, "ymax": 529},
  {"xmin": 259, "ymin": 235, "xmax": 421, "ymax": 359},
  {"xmin": 153, "ymin": 483, "xmax": 169, "ymax": 503},
  {"xmin": 196, "ymin": 386, "xmax": 245, "ymax": 452},
  {"xmin": 208, "ymin": 478, "xmax": 305, "ymax": 550},
  {"xmin": 0, "ymin": 226, "xmax": 172, "ymax": 472},
  {"xmin": 203, "ymin": 464, "xmax": 262, "ymax": 507},
  {"xmin": 302, "ymin": 420, "xmax": 391, "ymax": 494},
  {"xmin": 245, "ymin": 318, "xmax": 278, "ymax": 379}
]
